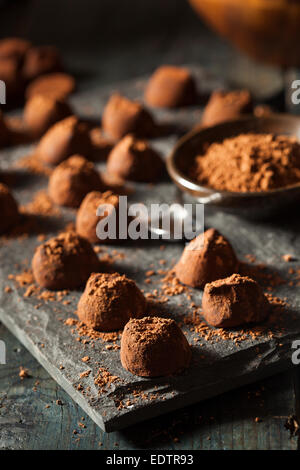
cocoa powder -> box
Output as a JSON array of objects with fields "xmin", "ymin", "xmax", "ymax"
[{"xmin": 192, "ymin": 133, "xmax": 300, "ymax": 192}]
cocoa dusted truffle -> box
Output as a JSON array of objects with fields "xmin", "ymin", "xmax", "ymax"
[
  {"xmin": 48, "ymin": 155, "xmax": 104, "ymax": 208},
  {"xmin": 145, "ymin": 65, "xmax": 197, "ymax": 108},
  {"xmin": 24, "ymin": 94, "xmax": 72, "ymax": 138},
  {"xmin": 35, "ymin": 116, "xmax": 91, "ymax": 166},
  {"xmin": 76, "ymin": 190, "xmax": 119, "ymax": 243},
  {"xmin": 174, "ymin": 228, "xmax": 238, "ymax": 289},
  {"xmin": 32, "ymin": 231, "xmax": 100, "ymax": 290},
  {"xmin": 22, "ymin": 45, "xmax": 62, "ymax": 81},
  {"xmin": 26, "ymin": 72, "xmax": 75, "ymax": 100},
  {"xmin": 0, "ymin": 183, "xmax": 19, "ymax": 234},
  {"xmin": 102, "ymin": 93, "xmax": 155, "ymax": 140},
  {"xmin": 77, "ymin": 272, "xmax": 146, "ymax": 331},
  {"xmin": 121, "ymin": 317, "xmax": 192, "ymax": 377},
  {"xmin": 106, "ymin": 134, "xmax": 164, "ymax": 182},
  {"xmin": 201, "ymin": 90, "xmax": 253, "ymax": 127},
  {"xmin": 202, "ymin": 273, "xmax": 269, "ymax": 328},
  {"xmin": 0, "ymin": 38, "xmax": 31, "ymax": 61}
]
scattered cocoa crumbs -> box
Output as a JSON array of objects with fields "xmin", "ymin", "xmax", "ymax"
[
  {"xmin": 56, "ymin": 399, "xmax": 63, "ymax": 406},
  {"xmin": 19, "ymin": 366, "xmax": 29, "ymax": 380},
  {"xmin": 64, "ymin": 317, "xmax": 121, "ymax": 348},
  {"xmin": 254, "ymin": 417, "xmax": 262, "ymax": 423},
  {"xmin": 4, "ymin": 286, "xmax": 12, "ymax": 293},
  {"xmin": 81, "ymin": 356, "xmax": 90, "ymax": 363},
  {"xmin": 22, "ymin": 190, "xmax": 61, "ymax": 217},
  {"xmin": 94, "ymin": 367, "xmax": 120, "ymax": 393},
  {"xmin": 16, "ymin": 153, "xmax": 52, "ymax": 177}
]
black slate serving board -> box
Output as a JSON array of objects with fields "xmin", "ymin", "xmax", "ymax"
[{"xmin": 0, "ymin": 68, "xmax": 300, "ymax": 432}]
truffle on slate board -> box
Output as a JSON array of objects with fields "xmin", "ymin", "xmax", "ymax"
[
  {"xmin": 145, "ymin": 65, "xmax": 197, "ymax": 108},
  {"xmin": 26, "ymin": 72, "xmax": 75, "ymax": 100},
  {"xmin": 89, "ymin": 127, "xmax": 114, "ymax": 161},
  {"xmin": 201, "ymin": 89, "xmax": 253, "ymax": 127},
  {"xmin": 32, "ymin": 231, "xmax": 101, "ymax": 290},
  {"xmin": 76, "ymin": 190, "xmax": 120, "ymax": 243},
  {"xmin": 202, "ymin": 273, "xmax": 269, "ymax": 328},
  {"xmin": 106, "ymin": 134, "xmax": 164, "ymax": 182},
  {"xmin": 77, "ymin": 272, "xmax": 146, "ymax": 331},
  {"xmin": 174, "ymin": 228, "xmax": 238, "ymax": 289},
  {"xmin": 102, "ymin": 93, "xmax": 155, "ymax": 140},
  {"xmin": 48, "ymin": 155, "xmax": 104, "ymax": 208},
  {"xmin": 121, "ymin": 316, "xmax": 192, "ymax": 377},
  {"xmin": 22, "ymin": 45, "xmax": 63, "ymax": 81},
  {"xmin": 35, "ymin": 116, "xmax": 91, "ymax": 166},
  {"xmin": 24, "ymin": 94, "xmax": 72, "ymax": 138},
  {"xmin": 0, "ymin": 183, "xmax": 19, "ymax": 234}
]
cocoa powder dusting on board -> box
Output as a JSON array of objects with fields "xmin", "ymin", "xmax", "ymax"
[
  {"xmin": 94, "ymin": 367, "xmax": 120, "ymax": 393},
  {"xmin": 191, "ymin": 133, "xmax": 300, "ymax": 192}
]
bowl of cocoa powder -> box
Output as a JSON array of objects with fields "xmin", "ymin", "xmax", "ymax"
[{"xmin": 167, "ymin": 114, "xmax": 300, "ymax": 218}]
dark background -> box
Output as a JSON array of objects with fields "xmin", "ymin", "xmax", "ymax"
[{"xmin": 0, "ymin": 0, "xmax": 282, "ymax": 96}]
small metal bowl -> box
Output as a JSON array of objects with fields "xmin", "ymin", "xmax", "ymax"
[{"xmin": 166, "ymin": 114, "xmax": 300, "ymax": 219}]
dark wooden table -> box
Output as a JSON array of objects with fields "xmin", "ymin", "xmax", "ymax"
[{"xmin": 0, "ymin": 1, "xmax": 298, "ymax": 449}]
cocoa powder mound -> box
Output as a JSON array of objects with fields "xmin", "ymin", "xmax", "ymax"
[{"xmin": 191, "ymin": 133, "xmax": 300, "ymax": 192}]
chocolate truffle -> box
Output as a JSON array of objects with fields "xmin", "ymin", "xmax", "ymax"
[
  {"xmin": 26, "ymin": 73, "xmax": 75, "ymax": 100},
  {"xmin": 145, "ymin": 65, "xmax": 197, "ymax": 108},
  {"xmin": 22, "ymin": 46, "xmax": 62, "ymax": 81},
  {"xmin": 32, "ymin": 231, "xmax": 100, "ymax": 290},
  {"xmin": 77, "ymin": 272, "xmax": 146, "ymax": 331},
  {"xmin": 48, "ymin": 155, "xmax": 104, "ymax": 208},
  {"xmin": 0, "ymin": 38, "xmax": 31, "ymax": 62},
  {"xmin": 174, "ymin": 228, "xmax": 238, "ymax": 289},
  {"xmin": 102, "ymin": 93, "xmax": 155, "ymax": 139},
  {"xmin": 24, "ymin": 94, "xmax": 72, "ymax": 138},
  {"xmin": 121, "ymin": 316, "xmax": 191, "ymax": 377},
  {"xmin": 202, "ymin": 273, "xmax": 269, "ymax": 328},
  {"xmin": 0, "ymin": 110, "xmax": 9, "ymax": 147},
  {"xmin": 201, "ymin": 90, "xmax": 253, "ymax": 127},
  {"xmin": 89, "ymin": 127, "xmax": 114, "ymax": 161},
  {"xmin": 76, "ymin": 190, "xmax": 119, "ymax": 243},
  {"xmin": 0, "ymin": 183, "xmax": 19, "ymax": 234},
  {"xmin": 35, "ymin": 116, "xmax": 91, "ymax": 166},
  {"xmin": 106, "ymin": 134, "xmax": 164, "ymax": 182}
]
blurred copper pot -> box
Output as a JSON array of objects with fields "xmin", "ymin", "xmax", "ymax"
[{"xmin": 189, "ymin": 0, "xmax": 300, "ymax": 68}]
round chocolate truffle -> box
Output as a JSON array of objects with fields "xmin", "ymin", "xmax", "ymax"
[
  {"xmin": 145, "ymin": 65, "xmax": 197, "ymax": 108},
  {"xmin": 202, "ymin": 273, "xmax": 269, "ymax": 328},
  {"xmin": 26, "ymin": 73, "xmax": 75, "ymax": 100},
  {"xmin": 76, "ymin": 190, "xmax": 119, "ymax": 243},
  {"xmin": 102, "ymin": 93, "xmax": 155, "ymax": 140},
  {"xmin": 0, "ymin": 38, "xmax": 31, "ymax": 62},
  {"xmin": 24, "ymin": 94, "xmax": 72, "ymax": 138},
  {"xmin": 77, "ymin": 272, "xmax": 146, "ymax": 331},
  {"xmin": 121, "ymin": 316, "xmax": 192, "ymax": 377},
  {"xmin": 35, "ymin": 116, "xmax": 92, "ymax": 166},
  {"xmin": 89, "ymin": 127, "xmax": 114, "ymax": 161},
  {"xmin": 174, "ymin": 228, "xmax": 238, "ymax": 289},
  {"xmin": 106, "ymin": 134, "xmax": 164, "ymax": 182},
  {"xmin": 201, "ymin": 90, "xmax": 253, "ymax": 127},
  {"xmin": 0, "ymin": 183, "xmax": 19, "ymax": 234},
  {"xmin": 32, "ymin": 231, "xmax": 101, "ymax": 290},
  {"xmin": 22, "ymin": 45, "xmax": 62, "ymax": 81},
  {"xmin": 48, "ymin": 155, "xmax": 104, "ymax": 208}
]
